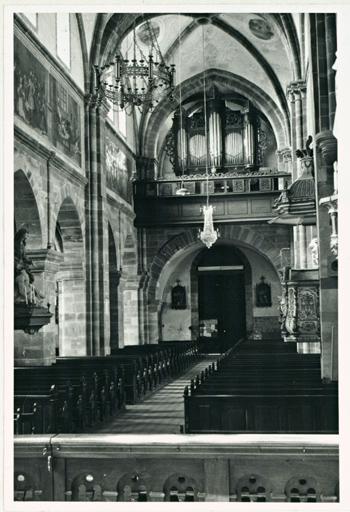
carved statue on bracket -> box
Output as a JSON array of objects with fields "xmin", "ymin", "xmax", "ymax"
[
  {"xmin": 14, "ymin": 228, "xmax": 52, "ymax": 334},
  {"xmin": 14, "ymin": 228, "xmax": 44, "ymax": 305}
]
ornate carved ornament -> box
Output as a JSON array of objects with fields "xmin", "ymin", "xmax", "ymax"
[{"xmin": 286, "ymin": 80, "xmax": 307, "ymax": 102}]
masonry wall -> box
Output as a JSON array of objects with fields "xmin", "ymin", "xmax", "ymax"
[{"xmin": 143, "ymin": 223, "xmax": 290, "ymax": 343}]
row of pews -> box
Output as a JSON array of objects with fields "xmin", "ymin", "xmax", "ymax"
[
  {"xmin": 184, "ymin": 339, "xmax": 338, "ymax": 433},
  {"xmin": 14, "ymin": 341, "xmax": 200, "ymax": 435}
]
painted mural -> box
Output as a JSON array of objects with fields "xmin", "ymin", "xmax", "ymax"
[
  {"xmin": 14, "ymin": 36, "xmax": 48, "ymax": 135},
  {"xmin": 50, "ymin": 76, "xmax": 81, "ymax": 165},
  {"xmin": 105, "ymin": 132, "xmax": 133, "ymax": 204},
  {"xmin": 14, "ymin": 36, "xmax": 82, "ymax": 166}
]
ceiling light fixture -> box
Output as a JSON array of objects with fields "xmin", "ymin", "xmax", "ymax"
[{"xmin": 94, "ymin": 18, "xmax": 176, "ymax": 113}]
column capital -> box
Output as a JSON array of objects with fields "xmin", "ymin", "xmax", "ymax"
[
  {"xmin": 277, "ymin": 147, "xmax": 292, "ymax": 162},
  {"xmin": 85, "ymin": 93, "xmax": 110, "ymax": 117},
  {"xmin": 315, "ymin": 130, "xmax": 337, "ymax": 166},
  {"xmin": 27, "ymin": 248, "xmax": 64, "ymax": 273},
  {"xmin": 286, "ymin": 80, "xmax": 307, "ymax": 102},
  {"xmin": 85, "ymin": 92, "xmax": 102, "ymax": 109}
]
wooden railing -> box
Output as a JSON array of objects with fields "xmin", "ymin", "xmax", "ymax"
[
  {"xmin": 13, "ymin": 434, "xmax": 339, "ymax": 502},
  {"xmin": 134, "ymin": 172, "xmax": 291, "ymax": 199}
]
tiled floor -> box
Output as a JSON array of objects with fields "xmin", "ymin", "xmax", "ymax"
[{"xmin": 97, "ymin": 356, "xmax": 218, "ymax": 434}]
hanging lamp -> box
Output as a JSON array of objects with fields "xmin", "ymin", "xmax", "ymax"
[
  {"xmin": 198, "ymin": 24, "xmax": 219, "ymax": 248},
  {"xmin": 94, "ymin": 17, "xmax": 175, "ymax": 113}
]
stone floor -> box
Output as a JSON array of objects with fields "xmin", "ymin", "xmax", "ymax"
[{"xmin": 97, "ymin": 356, "xmax": 218, "ymax": 434}]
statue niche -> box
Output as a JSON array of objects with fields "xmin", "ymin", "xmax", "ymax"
[{"xmin": 14, "ymin": 228, "xmax": 52, "ymax": 334}]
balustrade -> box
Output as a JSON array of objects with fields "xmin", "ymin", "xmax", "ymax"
[
  {"xmin": 13, "ymin": 434, "xmax": 339, "ymax": 502},
  {"xmin": 134, "ymin": 172, "xmax": 291, "ymax": 199}
]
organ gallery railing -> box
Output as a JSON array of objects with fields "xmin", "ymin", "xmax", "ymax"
[{"xmin": 134, "ymin": 171, "xmax": 291, "ymax": 199}]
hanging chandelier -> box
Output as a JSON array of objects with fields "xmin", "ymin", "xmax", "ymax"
[
  {"xmin": 94, "ymin": 19, "xmax": 176, "ymax": 112},
  {"xmin": 198, "ymin": 24, "xmax": 219, "ymax": 249},
  {"xmin": 199, "ymin": 204, "xmax": 219, "ymax": 248}
]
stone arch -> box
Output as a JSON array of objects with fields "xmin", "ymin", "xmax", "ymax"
[
  {"xmin": 142, "ymin": 69, "xmax": 289, "ymax": 161},
  {"xmin": 51, "ymin": 185, "xmax": 85, "ymax": 248},
  {"xmin": 76, "ymin": 14, "xmax": 90, "ymax": 92},
  {"xmin": 117, "ymin": 473, "xmax": 149, "ymax": 502},
  {"xmin": 148, "ymin": 226, "xmax": 283, "ymax": 305},
  {"xmin": 14, "ymin": 169, "xmax": 43, "ymax": 249},
  {"xmin": 71, "ymin": 472, "xmax": 104, "ymax": 502},
  {"xmin": 55, "ymin": 196, "xmax": 86, "ymax": 356},
  {"xmin": 236, "ymin": 474, "xmax": 272, "ymax": 502},
  {"xmin": 163, "ymin": 473, "xmax": 199, "ymax": 502},
  {"xmin": 285, "ymin": 475, "xmax": 320, "ymax": 502},
  {"xmin": 55, "ymin": 197, "xmax": 84, "ymax": 263}
]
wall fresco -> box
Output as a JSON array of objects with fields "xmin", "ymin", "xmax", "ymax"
[
  {"xmin": 14, "ymin": 36, "xmax": 82, "ymax": 166},
  {"xmin": 105, "ymin": 132, "xmax": 133, "ymax": 204}
]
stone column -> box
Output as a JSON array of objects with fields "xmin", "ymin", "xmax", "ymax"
[
  {"xmin": 122, "ymin": 275, "xmax": 141, "ymax": 346},
  {"xmin": 315, "ymin": 130, "xmax": 338, "ymax": 380},
  {"xmin": 14, "ymin": 249, "xmax": 63, "ymax": 366},
  {"xmin": 85, "ymin": 94, "xmax": 110, "ymax": 355},
  {"xmin": 287, "ymin": 81, "xmax": 307, "ymax": 180}
]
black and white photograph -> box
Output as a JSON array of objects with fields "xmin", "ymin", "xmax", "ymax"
[{"xmin": 1, "ymin": 2, "xmax": 350, "ymax": 510}]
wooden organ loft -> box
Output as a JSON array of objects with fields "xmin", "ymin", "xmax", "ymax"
[{"xmin": 164, "ymin": 90, "xmax": 277, "ymax": 176}]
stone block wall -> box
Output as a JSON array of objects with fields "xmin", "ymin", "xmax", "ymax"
[{"xmin": 141, "ymin": 223, "xmax": 289, "ymax": 343}]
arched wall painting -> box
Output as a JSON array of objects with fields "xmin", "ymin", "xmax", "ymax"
[{"xmin": 14, "ymin": 35, "xmax": 82, "ymax": 166}]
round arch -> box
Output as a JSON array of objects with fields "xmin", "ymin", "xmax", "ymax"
[
  {"xmin": 141, "ymin": 69, "xmax": 289, "ymax": 162},
  {"xmin": 14, "ymin": 169, "xmax": 43, "ymax": 249},
  {"xmin": 55, "ymin": 196, "xmax": 85, "ymax": 356},
  {"xmin": 148, "ymin": 225, "xmax": 283, "ymax": 306}
]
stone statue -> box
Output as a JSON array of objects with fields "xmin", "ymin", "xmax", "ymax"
[
  {"xmin": 309, "ymin": 237, "xmax": 319, "ymax": 267},
  {"xmin": 14, "ymin": 228, "xmax": 44, "ymax": 304}
]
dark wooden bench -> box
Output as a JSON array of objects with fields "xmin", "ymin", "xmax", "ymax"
[
  {"xmin": 183, "ymin": 341, "xmax": 338, "ymax": 434},
  {"xmin": 14, "ymin": 362, "xmax": 124, "ymax": 433}
]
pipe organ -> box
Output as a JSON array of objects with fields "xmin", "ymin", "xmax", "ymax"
[{"xmin": 168, "ymin": 96, "xmax": 276, "ymax": 176}]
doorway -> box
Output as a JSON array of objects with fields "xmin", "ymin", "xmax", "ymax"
[{"xmin": 197, "ymin": 245, "xmax": 247, "ymax": 348}]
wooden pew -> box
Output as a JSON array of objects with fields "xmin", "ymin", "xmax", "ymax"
[{"xmin": 183, "ymin": 341, "xmax": 338, "ymax": 434}]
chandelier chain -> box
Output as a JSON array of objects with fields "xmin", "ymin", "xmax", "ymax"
[{"xmin": 202, "ymin": 24, "xmax": 209, "ymax": 207}]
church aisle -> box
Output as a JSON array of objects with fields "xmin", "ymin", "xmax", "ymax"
[{"xmin": 96, "ymin": 356, "xmax": 218, "ymax": 434}]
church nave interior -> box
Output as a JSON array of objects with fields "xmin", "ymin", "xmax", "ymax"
[{"xmin": 9, "ymin": 9, "xmax": 339, "ymax": 504}]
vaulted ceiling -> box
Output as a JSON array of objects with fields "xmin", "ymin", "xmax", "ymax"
[{"xmin": 88, "ymin": 13, "xmax": 302, "ymax": 156}]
